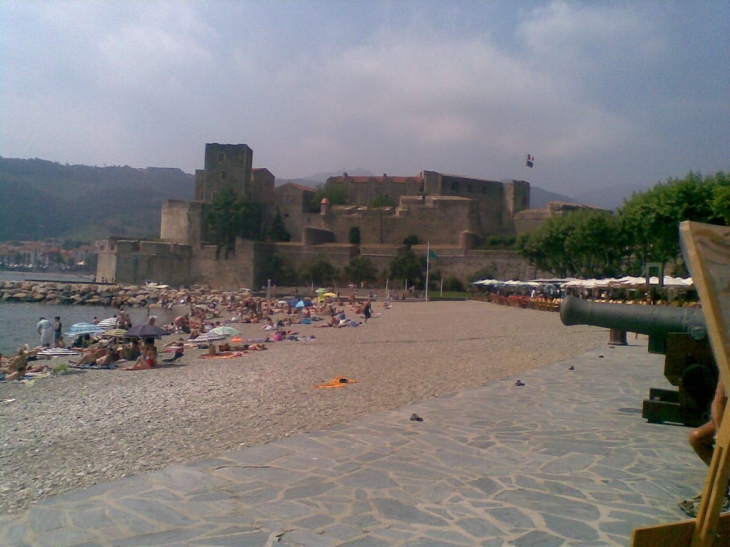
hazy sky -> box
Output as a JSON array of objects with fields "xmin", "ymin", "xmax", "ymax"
[{"xmin": 2, "ymin": 0, "xmax": 728, "ymax": 196}]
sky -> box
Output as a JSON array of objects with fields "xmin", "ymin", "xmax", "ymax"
[{"xmin": 1, "ymin": 0, "xmax": 728, "ymax": 197}]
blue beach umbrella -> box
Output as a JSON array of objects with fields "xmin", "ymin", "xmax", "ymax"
[{"xmin": 64, "ymin": 323, "xmax": 104, "ymax": 337}]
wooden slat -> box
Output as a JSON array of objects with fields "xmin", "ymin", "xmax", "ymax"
[
  {"xmin": 632, "ymin": 513, "xmax": 730, "ymax": 546},
  {"xmin": 632, "ymin": 222, "xmax": 730, "ymax": 547}
]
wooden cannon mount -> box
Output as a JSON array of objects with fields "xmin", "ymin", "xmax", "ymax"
[{"xmin": 560, "ymin": 296, "xmax": 717, "ymax": 427}]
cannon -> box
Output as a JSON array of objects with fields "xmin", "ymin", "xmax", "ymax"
[{"xmin": 560, "ymin": 295, "xmax": 717, "ymax": 426}]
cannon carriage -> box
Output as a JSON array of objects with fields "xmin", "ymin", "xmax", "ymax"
[{"xmin": 560, "ymin": 295, "xmax": 717, "ymax": 426}]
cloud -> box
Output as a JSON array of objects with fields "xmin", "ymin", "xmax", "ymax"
[{"xmin": 1, "ymin": 0, "xmax": 727, "ymax": 196}]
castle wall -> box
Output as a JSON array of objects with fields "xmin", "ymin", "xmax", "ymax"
[
  {"xmin": 95, "ymin": 239, "xmax": 118, "ymax": 283},
  {"xmin": 160, "ymin": 200, "xmax": 204, "ymax": 245},
  {"xmin": 274, "ymin": 183, "xmax": 317, "ymax": 242},
  {"xmin": 322, "ymin": 196, "xmax": 478, "ymax": 246},
  {"xmin": 188, "ymin": 238, "xmax": 255, "ymax": 290},
  {"xmin": 96, "ymin": 239, "xmax": 193, "ymax": 286},
  {"xmin": 327, "ymin": 174, "xmax": 423, "ymax": 206}
]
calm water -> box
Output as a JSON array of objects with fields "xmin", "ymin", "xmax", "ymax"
[{"xmin": 0, "ymin": 271, "xmax": 175, "ymax": 355}]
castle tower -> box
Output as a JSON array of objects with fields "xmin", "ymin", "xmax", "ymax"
[{"xmin": 194, "ymin": 143, "xmax": 253, "ymax": 203}]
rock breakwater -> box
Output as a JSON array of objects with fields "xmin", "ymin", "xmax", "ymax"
[{"xmin": 0, "ymin": 281, "xmax": 252, "ymax": 309}]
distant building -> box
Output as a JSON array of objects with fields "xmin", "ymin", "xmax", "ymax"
[{"xmin": 98, "ymin": 142, "xmax": 559, "ymax": 288}]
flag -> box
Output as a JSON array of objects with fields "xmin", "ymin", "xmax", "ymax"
[{"xmin": 429, "ymin": 249, "xmax": 439, "ymax": 260}]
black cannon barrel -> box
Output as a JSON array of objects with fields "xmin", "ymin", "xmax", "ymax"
[{"xmin": 560, "ymin": 296, "xmax": 707, "ymax": 353}]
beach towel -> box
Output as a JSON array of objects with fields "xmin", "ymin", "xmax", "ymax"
[
  {"xmin": 314, "ymin": 377, "xmax": 358, "ymax": 388},
  {"xmin": 201, "ymin": 352, "xmax": 246, "ymax": 359}
]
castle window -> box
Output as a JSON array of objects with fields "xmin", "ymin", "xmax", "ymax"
[
  {"xmin": 451, "ymin": 182, "xmax": 458, "ymax": 191},
  {"xmin": 221, "ymin": 171, "xmax": 227, "ymax": 180},
  {"xmin": 218, "ymin": 152, "xmax": 225, "ymax": 161}
]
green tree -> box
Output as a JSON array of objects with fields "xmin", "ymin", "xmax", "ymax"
[
  {"xmin": 309, "ymin": 183, "xmax": 349, "ymax": 212},
  {"xmin": 269, "ymin": 209, "xmax": 291, "ymax": 242},
  {"xmin": 517, "ymin": 210, "xmax": 621, "ymax": 278},
  {"xmin": 388, "ymin": 249, "xmax": 426, "ymax": 288},
  {"xmin": 710, "ymin": 172, "xmax": 730, "ymax": 225},
  {"xmin": 257, "ymin": 255, "xmax": 298, "ymax": 287},
  {"xmin": 371, "ymin": 194, "xmax": 396, "ymax": 207},
  {"xmin": 348, "ymin": 226, "xmax": 361, "ymax": 245},
  {"xmin": 617, "ymin": 171, "xmax": 724, "ymax": 274},
  {"xmin": 204, "ymin": 190, "xmax": 264, "ymax": 256},
  {"xmin": 403, "ymin": 234, "xmax": 419, "ymax": 248},
  {"xmin": 299, "ymin": 256, "xmax": 339, "ymax": 286},
  {"xmin": 343, "ymin": 256, "xmax": 378, "ymax": 285}
]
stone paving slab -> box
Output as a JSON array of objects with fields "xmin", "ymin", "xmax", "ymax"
[{"xmin": 0, "ymin": 341, "xmax": 707, "ymax": 546}]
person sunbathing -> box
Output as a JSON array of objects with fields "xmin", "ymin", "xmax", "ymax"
[
  {"xmin": 1, "ymin": 349, "xmax": 29, "ymax": 381},
  {"xmin": 95, "ymin": 346, "xmax": 119, "ymax": 367},
  {"xmin": 121, "ymin": 345, "xmax": 157, "ymax": 370},
  {"xmin": 70, "ymin": 345, "xmax": 107, "ymax": 366}
]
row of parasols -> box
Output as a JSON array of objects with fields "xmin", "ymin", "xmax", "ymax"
[{"xmin": 38, "ymin": 321, "xmax": 243, "ymax": 357}]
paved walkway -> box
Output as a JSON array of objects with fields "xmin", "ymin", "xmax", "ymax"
[{"xmin": 1, "ymin": 340, "xmax": 705, "ymax": 547}]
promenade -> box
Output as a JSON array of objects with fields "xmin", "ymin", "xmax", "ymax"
[{"xmin": 1, "ymin": 340, "xmax": 704, "ymax": 547}]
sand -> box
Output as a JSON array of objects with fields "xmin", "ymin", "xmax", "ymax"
[{"xmin": 0, "ymin": 300, "xmax": 606, "ymax": 515}]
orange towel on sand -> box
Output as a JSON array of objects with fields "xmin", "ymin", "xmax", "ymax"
[
  {"xmin": 201, "ymin": 352, "xmax": 246, "ymax": 359},
  {"xmin": 314, "ymin": 377, "xmax": 358, "ymax": 388}
]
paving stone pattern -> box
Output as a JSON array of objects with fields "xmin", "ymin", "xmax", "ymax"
[{"xmin": 0, "ymin": 341, "xmax": 706, "ymax": 546}]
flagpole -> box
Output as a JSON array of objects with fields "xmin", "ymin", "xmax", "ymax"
[{"xmin": 425, "ymin": 242, "xmax": 430, "ymax": 302}]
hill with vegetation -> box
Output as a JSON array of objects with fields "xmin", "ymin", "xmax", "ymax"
[{"xmin": 0, "ymin": 157, "xmax": 194, "ymax": 243}]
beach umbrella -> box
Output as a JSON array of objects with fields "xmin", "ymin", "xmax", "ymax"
[
  {"xmin": 189, "ymin": 332, "xmax": 227, "ymax": 344},
  {"xmin": 295, "ymin": 300, "xmax": 305, "ymax": 309},
  {"xmin": 64, "ymin": 323, "xmax": 104, "ymax": 337},
  {"xmin": 102, "ymin": 328, "xmax": 128, "ymax": 338},
  {"xmin": 96, "ymin": 317, "xmax": 118, "ymax": 329},
  {"xmin": 324, "ymin": 292, "xmax": 337, "ymax": 298},
  {"xmin": 125, "ymin": 324, "xmax": 170, "ymax": 339},
  {"xmin": 37, "ymin": 348, "xmax": 81, "ymax": 357},
  {"xmin": 209, "ymin": 326, "xmax": 241, "ymax": 336}
]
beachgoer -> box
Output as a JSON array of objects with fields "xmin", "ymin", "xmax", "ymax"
[
  {"xmin": 689, "ymin": 379, "xmax": 727, "ymax": 466},
  {"xmin": 362, "ymin": 300, "xmax": 372, "ymax": 323},
  {"xmin": 37, "ymin": 317, "xmax": 54, "ymax": 348},
  {"xmin": 121, "ymin": 344, "xmax": 157, "ymax": 370},
  {"xmin": 53, "ymin": 316, "xmax": 63, "ymax": 346}
]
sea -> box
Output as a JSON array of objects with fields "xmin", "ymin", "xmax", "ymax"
[{"xmin": 0, "ymin": 271, "xmax": 179, "ymax": 356}]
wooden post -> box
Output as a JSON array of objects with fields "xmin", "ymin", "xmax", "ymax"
[{"xmin": 632, "ymin": 222, "xmax": 730, "ymax": 547}]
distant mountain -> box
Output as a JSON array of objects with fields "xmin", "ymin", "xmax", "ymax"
[
  {"xmin": 0, "ymin": 157, "xmax": 194, "ymax": 242},
  {"xmin": 573, "ymin": 183, "xmax": 650, "ymax": 211},
  {"xmin": 529, "ymin": 187, "xmax": 578, "ymax": 209}
]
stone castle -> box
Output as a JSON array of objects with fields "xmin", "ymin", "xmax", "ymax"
[{"xmin": 96, "ymin": 143, "xmax": 564, "ymax": 289}]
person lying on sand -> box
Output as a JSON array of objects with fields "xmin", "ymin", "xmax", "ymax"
[
  {"xmin": 70, "ymin": 344, "xmax": 107, "ymax": 366},
  {"xmin": 95, "ymin": 345, "xmax": 120, "ymax": 367},
  {"xmin": 120, "ymin": 344, "xmax": 157, "ymax": 370}
]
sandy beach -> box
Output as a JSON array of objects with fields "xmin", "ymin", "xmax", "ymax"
[{"xmin": 0, "ymin": 300, "xmax": 606, "ymax": 515}]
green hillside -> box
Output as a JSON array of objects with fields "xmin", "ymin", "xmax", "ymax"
[{"xmin": 0, "ymin": 158, "xmax": 195, "ymax": 242}]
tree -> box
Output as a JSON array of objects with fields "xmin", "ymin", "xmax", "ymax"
[
  {"xmin": 257, "ymin": 255, "xmax": 298, "ymax": 287},
  {"xmin": 204, "ymin": 189, "xmax": 264, "ymax": 257},
  {"xmin": 299, "ymin": 256, "xmax": 339, "ymax": 286},
  {"xmin": 348, "ymin": 226, "xmax": 361, "ymax": 245},
  {"xmin": 371, "ymin": 194, "xmax": 396, "ymax": 208},
  {"xmin": 269, "ymin": 210, "xmax": 291, "ymax": 242},
  {"xmin": 388, "ymin": 249, "xmax": 426, "ymax": 288},
  {"xmin": 309, "ymin": 183, "xmax": 349, "ymax": 212},
  {"xmin": 343, "ymin": 256, "xmax": 378, "ymax": 285},
  {"xmin": 517, "ymin": 210, "xmax": 622, "ymax": 278},
  {"xmin": 403, "ymin": 234, "xmax": 419, "ymax": 248},
  {"xmin": 617, "ymin": 171, "xmax": 725, "ymax": 274}
]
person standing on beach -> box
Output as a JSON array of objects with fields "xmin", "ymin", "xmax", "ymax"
[
  {"xmin": 53, "ymin": 316, "xmax": 63, "ymax": 347},
  {"xmin": 363, "ymin": 299, "xmax": 372, "ymax": 324},
  {"xmin": 37, "ymin": 317, "xmax": 54, "ymax": 348}
]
